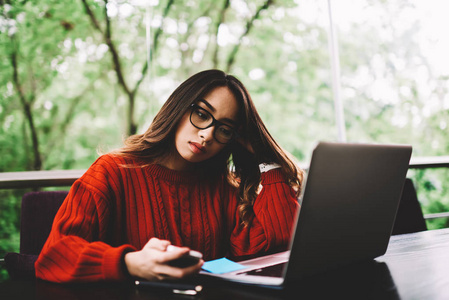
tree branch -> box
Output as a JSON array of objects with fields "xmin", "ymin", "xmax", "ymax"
[
  {"xmin": 80, "ymin": 0, "xmax": 104, "ymax": 34},
  {"xmin": 11, "ymin": 46, "xmax": 42, "ymax": 170},
  {"xmin": 212, "ymin": 0, "xmax": 230, "ymax": 68},
  {"xmin": 44, "ymin": 77, "xmax": 101, "ymax": 155},
  {"xmin": 103, "ymin": 0, "xmax": 131, "ymax": 95},
  {"xmin": 225, "ymin": 0, "xmax": 274, "ymax": 73},
  {"xmin": 82, "ymin": 0, "xmax": 137, "ymax": 133},
  {"xmin": 81, "ymin": 0, "xmax": 175, "ymax": 135},
  {"xmin": 81, "ymin": 0, "xmax": 130, "ymax": 95},
  {"xmin": 177, "ymin": 4, "xmax": 213, "ymax": 76},
  {"xmin": 151, "ymin": 0, "xmax": 175, "ymax": 63},
  {"xmin": 131, "ymin": 0, "xmax": 175, "ymax": 98}
]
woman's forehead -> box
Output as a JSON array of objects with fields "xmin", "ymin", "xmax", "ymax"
[{"xmin": 201, "ymin": 87, "xmax": 240, "ymax": 121}]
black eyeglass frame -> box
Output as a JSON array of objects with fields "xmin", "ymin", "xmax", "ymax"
[{"xmin": 189, "ymin": 103, "xmax": 239, "ymax": 144}]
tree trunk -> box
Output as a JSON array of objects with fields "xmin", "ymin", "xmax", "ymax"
[{"xmin": 11, "ymin": 49, "xmax": 42, "ymax": 170}]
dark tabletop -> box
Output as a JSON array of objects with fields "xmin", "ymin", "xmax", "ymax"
[{"xmin": 2, "ymin": 228, "xmax": 449, "ymax": 300}]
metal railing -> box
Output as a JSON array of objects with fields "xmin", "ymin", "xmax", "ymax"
[
  {"xmin": 0, "ymin": 169, "xmax": 86, "ymax": 189},
  {"xmin": 1, "ymin": 156, "xmax": 449, "ymax": 219}
]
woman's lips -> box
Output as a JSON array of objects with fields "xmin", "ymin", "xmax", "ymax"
[{"xmin": 189, "ymin": 142, "xmax": 206, "ymax": 154}]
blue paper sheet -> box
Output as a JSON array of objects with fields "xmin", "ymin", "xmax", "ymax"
[{"xmin": 201, "ymin": 258, "xmax": 246, "ymax": 274}]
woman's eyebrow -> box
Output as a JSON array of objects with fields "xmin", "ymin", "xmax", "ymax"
[
  {"xmin": 198, "ymin": 99, "xmax": 216, "ymax": 112},
  {"xmin": 197, "ymin": 99, "xmax": 238, "ymax": 125}
]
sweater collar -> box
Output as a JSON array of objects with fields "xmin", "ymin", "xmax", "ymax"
[{"xmin": 145, "ymin": 164, "xmax": 199, "ymax": 183}]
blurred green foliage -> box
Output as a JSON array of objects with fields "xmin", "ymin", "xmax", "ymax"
[{"xmin": 408, "ymin": 169, "xmax": 449, "ymax": 230}]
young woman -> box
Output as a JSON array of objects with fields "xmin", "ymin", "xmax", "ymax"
[{"xmin": 35, "ymin": 69, "xmax": 303, "ymax": 283}]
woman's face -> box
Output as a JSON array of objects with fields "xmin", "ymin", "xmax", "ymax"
[{"xmin": 167, "ymin": 86, "xmax": 240, "ymax": 171}]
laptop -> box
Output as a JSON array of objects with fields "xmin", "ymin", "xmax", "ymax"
[{"xmin": 199, "ymin": 142, "xmax": 412, "ymax": 288}]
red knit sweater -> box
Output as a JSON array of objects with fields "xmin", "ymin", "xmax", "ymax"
[{"xmin": 35, "ymin": 154, "xmax": 299, "ymax": 283}]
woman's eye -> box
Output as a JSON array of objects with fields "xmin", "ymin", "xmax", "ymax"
[
  {"xmin": 218, "ymin": 126, "xmax": 233, "ymax": 138},
  {"xmin": 195, "ymin": 109, "xmax": 209, "ymax": 121}
]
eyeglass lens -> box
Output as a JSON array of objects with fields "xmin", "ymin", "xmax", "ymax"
[{"xmin": 190, "ymin": 105, "xmax": 235, "ymax": 144}]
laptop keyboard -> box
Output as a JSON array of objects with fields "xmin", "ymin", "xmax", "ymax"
[{"xmin": 239, "ymin": 262, "xmax": 286, "ymax": 277}]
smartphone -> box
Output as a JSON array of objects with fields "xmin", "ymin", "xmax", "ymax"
[{"xmin": 166, "ymin": 245, "xmax": 203, "ymax": 268}]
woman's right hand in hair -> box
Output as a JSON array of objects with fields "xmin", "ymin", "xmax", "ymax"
[{"xmin": 124, "ymin": 237, "xmax": 204, "ymax": 281}]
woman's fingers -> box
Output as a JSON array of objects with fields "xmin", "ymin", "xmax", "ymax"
[
  {"xmin": 125, "ymin": 238, "xmax": 204, "ymax": 281},
  {"xmin": 160, "ymin": 246, "xmax": 190, "ymax": 262},
  {"xmin": 145, "ymin": 237, "xmax": 170, "ymax": 250}
]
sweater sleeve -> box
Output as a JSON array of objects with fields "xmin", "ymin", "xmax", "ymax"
[
  {"xmin": 228, "ymin": 169, "xmax": 299, "ymax": 258},
  {"xmin": 35, "ymin": 156, "xmax": 136, "ymax": 283}
]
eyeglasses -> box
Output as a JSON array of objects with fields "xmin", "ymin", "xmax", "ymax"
[{"xmin": 189, "ymin": 104, "xmax": 237, "ymax": 144}]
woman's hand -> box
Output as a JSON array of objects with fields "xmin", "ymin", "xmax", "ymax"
[{"xmin": 124, "ymin": 237, "xmax": 204, "ymax": 281}]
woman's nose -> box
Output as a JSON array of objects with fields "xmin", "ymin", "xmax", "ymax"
[{"xmin": 199, "ymin": 126, "xmax": 215, "ymax": 143}]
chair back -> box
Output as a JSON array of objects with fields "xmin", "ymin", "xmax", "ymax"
[
  {"xmin": 5, "ymin": 191, "xmax": 67, "ymax": 280},
  {"xmin": 392, "ymin": 178, "xmax": 427, "ymax": 235},
  {"xmin": 20, "ymin": 191, "xmax": 68, "ymax": 255}
]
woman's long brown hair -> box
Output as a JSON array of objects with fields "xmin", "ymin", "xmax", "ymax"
[{"xmin": 112, "ymin": 69, "xmax": 303, "ymax": 225}]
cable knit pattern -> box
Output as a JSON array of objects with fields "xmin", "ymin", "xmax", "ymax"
[{"xmin": 35, "ymin": 154, "xmax": 299, "ymax": 282}]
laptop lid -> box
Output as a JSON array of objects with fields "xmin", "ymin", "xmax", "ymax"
[
  {"xmin": 200, "ymin": 142, "xmax": 412, "ymax": 287},
  {"xmin": 284, "ymin": 142, "xmax": 412, "ymax": 282}
]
